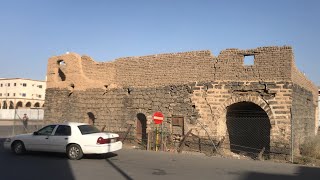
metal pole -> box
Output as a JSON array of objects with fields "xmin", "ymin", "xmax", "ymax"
[
  {"xmin": 12, "ymin": 108, "xmax": 16, "ymax": 136},
  {"xmin": 161, "ymin": 122, "xmax": 164, "ymax": 151},
  {"xmin": 155, "ymin": 126, "xmax": 158, "ymax": 151},
  {"xmin": 290, "ymin": 108, "xmax": 293, "ymax": 163}
]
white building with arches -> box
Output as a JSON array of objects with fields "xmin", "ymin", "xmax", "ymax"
[{"xmin": 0, "ymin": 78, "xmax": 46, "ymax": 109}]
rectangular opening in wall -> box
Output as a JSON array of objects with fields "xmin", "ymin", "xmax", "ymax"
[
  {"xmin": 244, "ymin": 55, "xmax": 255, "ymax": 66},
  {"xmin": 172, "ymin": 117, "xmax": 184, "ymax": 126}
]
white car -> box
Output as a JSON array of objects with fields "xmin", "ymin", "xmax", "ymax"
[{"xmin": 3, "ymin": 122, "xmax": 122, "ymax": 160}]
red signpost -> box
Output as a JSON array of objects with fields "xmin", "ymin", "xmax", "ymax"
[
  {"xmin": 152, "ymin": 111, "xmax": 164, "ymax": 124},
  {"xmin": 152, "ymin": 111, "xmax": 164, "ymax": 151}
]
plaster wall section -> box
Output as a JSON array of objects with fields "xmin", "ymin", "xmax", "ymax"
[
  {"xmin": 113, "ymin": 51, "xmax": 215, "ymax": 87},
  {"xmin": 46, "ymin": 53, "xmax": 105, "ymax": 90},
  {"xmin": 80, "ymin": 56, "xmax": 116, "ymax": 85},
  {"xmin": 214, "ymin": 46, "xmax": 293, "ymax": 82}
]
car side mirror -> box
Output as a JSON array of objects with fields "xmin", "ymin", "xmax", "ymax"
[{"xmin": 33, "ymin": 132, "xmax": 39, "ymax": 135}]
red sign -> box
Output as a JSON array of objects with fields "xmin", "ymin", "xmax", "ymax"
[{"xmin": 153, "ymin": 111, "xmax": 164, "ymax": 124}]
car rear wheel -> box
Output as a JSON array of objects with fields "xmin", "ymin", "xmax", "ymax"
[
  {"xmin": 12, "ymin": 141, "xmax": 26, "ymax": 155},
  {"xmin": 67, "ymin": 144, "xmax": 83, "ymax": 160}
]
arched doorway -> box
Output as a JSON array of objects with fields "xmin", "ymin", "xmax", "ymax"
[
  {"xmin": 2, "ymin": 101, "xmax": 7, "ymax": 109},
  {"xmin": 226, "ymin": 102, "xmax": 271, "ymax": 157},
  {"xmin": 136, "ymin": 113, "xmax": 147, "ymax": 147},
  {"xmin": 9, "ymin": 101, "xmax": 14, "ymax": 109},
  {"xmin": 16, "ymin": 101, "xmax": 23, "ymax": 109},
  {"xmin": 34, "ymin": 102, "xmax": 40, "ymax": 108},
  {"xmin": 26, "ymin": 102, "xmax": 32, "ymax": 108}
]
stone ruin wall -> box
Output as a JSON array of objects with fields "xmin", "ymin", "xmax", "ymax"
[{"xmin": 44, "ymin": 46, "xmax": 318, "ymax": 156}]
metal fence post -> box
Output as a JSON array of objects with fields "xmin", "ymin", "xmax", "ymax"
[{"xmin": 290, "ymin": 108, "xmax": 293, "ymax": 163}]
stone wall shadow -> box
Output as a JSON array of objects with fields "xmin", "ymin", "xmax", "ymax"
[
  {"xmin": 242, "ymin": 166, "xmax": 320, "ymax": 180},
  {"xmin": 0, "ymin": 138, "xmax": 75, "ymax": 180}
]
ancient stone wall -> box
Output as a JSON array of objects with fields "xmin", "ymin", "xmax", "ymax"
[
  {"xmin": 113, "ymin": 51, "xmax": 215, "ymax": 87},
  {"xmin": 81, "ymin": 56, "xmax": 116, "ymax": 84},
  {"xmin": 44, "ymin": 84, "xmax": 199, "ymax": 136},
  {"xmin": 46, "ymin": 46, "xmax": 305, "ymax": 90},
  {"xmin": 214, "ymin": 46, "xmax": 293, "ymax": 81},
  {"xmin": 44, "ymin": 46, "xmax": 318, "ymax": 157},
  {"xmin": 291, "ymin": 84, "xmax": 317, "ymax": 155}
]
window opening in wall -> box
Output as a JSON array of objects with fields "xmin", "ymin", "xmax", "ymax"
[
  {"xmin": 172, "ymin": 116, "xmax": 184, "ymax": 136},
  {"xmin": 14, "ymin": 83, "xmax": 16, "ymax": 86},
  {"xmin": 22, "ymin": 83, "xmax": 27, "ymax": 87},
  {"xmin": 38, "ymin": 85, "xmax": 43, "ymax": 88},
  {"xmin": 58, "ymin": 68, "xmax": 66, "ymax": 81},
  {"xmin": 0, "ymin": 84, "xmax": 2, "ymax": 87},
  {"xmin": 13, "ymin": 93, "xmax": 15, "ymax": 96},
  {"xmin": 244, "ymin": 55, "xmax": 255, "ymax": 66},
  {"xmin": 87, "ymin": 112, "xmax": 96, "ymax": 125},
  {"xmin": 7, "ymin": 83, "xmax": 10, "ymax": 87},
  {"xmin": 58, "ymin": 60, "xmax": 66, "ymax": 66},
  {"xmin": 22, "ymin": 93, "xmax": 26, "ymax": 97}
]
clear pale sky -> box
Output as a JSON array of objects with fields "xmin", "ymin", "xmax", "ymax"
[{"xmin": 0, "ymin": 0, "xmax": 319, "ymax": 84}]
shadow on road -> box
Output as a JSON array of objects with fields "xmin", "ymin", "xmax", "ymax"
[
  {"xmin": 242, "ymin": 166, "xmax": 320, "ymax": 179},
  {"xmin": 106, "ymin": 158, "xmax": 133, "ymax": 180},
  {"xmin": 0, "ymin": 138, "xmax": 74, "ymax": 180}
]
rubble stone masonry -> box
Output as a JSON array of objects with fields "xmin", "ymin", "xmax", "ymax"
[{"xmin": 45, "ymin": 46, "xmax": 318, "ymax": 156}]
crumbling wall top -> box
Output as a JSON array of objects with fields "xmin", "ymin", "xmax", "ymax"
[{"xmin": 46, "ymin": 46, "xmax": 315, "ymax": 94}]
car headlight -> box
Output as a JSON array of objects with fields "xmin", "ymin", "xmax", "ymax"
[{"xmin": 5, "ymin": 138, "xmax": 11, "ymax": 143}]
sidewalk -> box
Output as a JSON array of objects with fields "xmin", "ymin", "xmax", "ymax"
[
  {"xmin": 0, "ymin": 120, "xmax": 44, "ymax": 138},
  {"xmin": 0, "ymin": 119, "xmax": 44, "ymax": 126}
]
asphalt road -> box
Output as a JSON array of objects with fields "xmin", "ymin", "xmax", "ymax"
[{"xmin": 1, "ymin": 138, "xmax": 320, "ymax": 180}]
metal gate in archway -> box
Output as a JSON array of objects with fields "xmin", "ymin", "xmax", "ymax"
[{"xmin": 226, "ymin": 102, "xmax": 271, "ymax": 157}]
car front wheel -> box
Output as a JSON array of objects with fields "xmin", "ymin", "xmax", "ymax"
[
  {"xmin": 12, "ymin": 141, "xmax": 26, "ymax": 155},
  {"xmin": 67, "ymin": 144, "xmax": 83, "ymax": 160}
]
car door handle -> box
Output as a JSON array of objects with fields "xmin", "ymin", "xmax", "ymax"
[
  {"xmin": 45, "ymin": 137, "xmax": 49, "ymax": 139},
  {"xmin": 65, "ymin": 138, "xmax": 68, "ymax": 140}
]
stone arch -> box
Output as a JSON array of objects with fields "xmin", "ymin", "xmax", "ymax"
[
  {"xmin": 16, "ymin": 101, "xmax": 23, "ymax": 109},
  {"xmin": 9, "ymin": 101, "xmax": 14, "ymax": 109},
  {"xmin": 216, "ymin": 96, "xmax": 275, "ymax": 123},
  {"xmin": 2, "ymin": 101, "xmax": 7, "ymax": 109},
  {"xmin": 226, "ymin": 102, "xmax": 271, "ymax": 157},
  {"xmin": 216, "ymin": 96, "xmax": 275, "ymax": 158},
  {"xmin": 34, "ymin": 102, "xmax": 40, "ymax": 108},
  {"xmin": 25, "ymin": 102, "xmax": 32, "ymax": 108},
  {"xmin": 136, "ymin": 113, "xmax": 147, "ymax": 146}
]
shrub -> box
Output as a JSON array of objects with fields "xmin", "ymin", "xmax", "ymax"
[{"xmin": 300, "ymin": 135, "xmax": 320, "ymax": 159}]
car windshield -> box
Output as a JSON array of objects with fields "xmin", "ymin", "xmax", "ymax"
[{"xmin": 78, "ymin": 125, "xmax": 100, "ymax": 135}]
